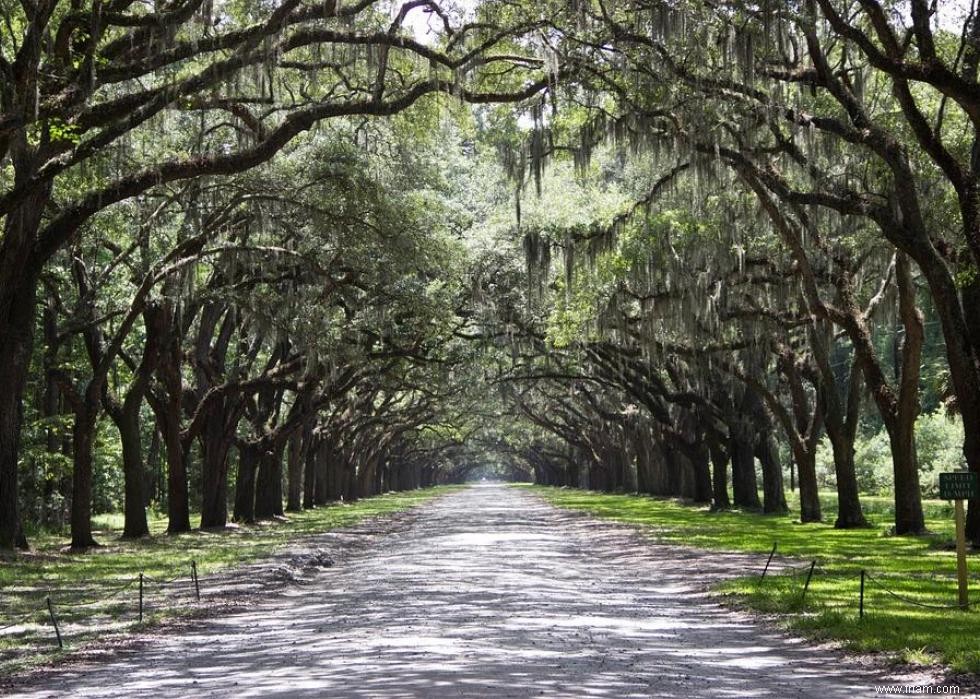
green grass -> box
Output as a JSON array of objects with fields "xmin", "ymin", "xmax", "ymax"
[
  {"xmin": 524, "ymin": 485, "xmax": 980, "ymax": 674},
  {"xmin": 0, "ymin": 487, "xmax": 458, "ymax": 676}
]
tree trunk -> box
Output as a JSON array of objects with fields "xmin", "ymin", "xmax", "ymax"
[
  {"xmin": 254, "ymin": 443, "xmax": 284, "ymax": 519},
  {"xmin": 199, "ymin": 415, "xmax": 233, "ymax": 528},
  {"xmin": 691, "ymin": 441, "xmax": 713, "ymax": 504},
  {"xmin": 195, "ymin": 304, "xmax": 240, "ymax": 529},
  {"xmin": 0, "ymin": 282, "xmax": 34, "ymax": 550},
  {"xmin": 356, "ymin": 455, "xmax": 378, "ymax": 499},
  {"xmin": 0, "ymin": 350, "xmax": 30, "ymax": 549},
  {"xmin": 314, "ymin": 442, "xmax": 330, "ymax": 504},
  {"xmin": 303, "ymin": 436, "xmax": 318, "ymax": 509},
  {"xmin": 566, "ymin": 452, "xmax": 580, "ymax": 488},
  {"xmin": 0, "ymin": 178, "xmax": 51, "ymax": 551},
  {"xmin": 757, "ymin": 436, "xmax": 788, "ymax": 515},
  {"xmin": 707, "ymin": 437, "xmax": 731, "ymax": 510},
  {"xmin": 816, "ymin": 338, "xmax": 868, "ymax": 529},
  {"xmin": 146, "ymin": 425, "xmax": 161, "ymax": 507},
  {"xmin": 634, "ymin": 432, "xmax": 651, "ymax": 493},
  {"xmin": 824, "ymin": 420, "xmax": 867, "ymax": 528},
  {"xmin": 663, "ymin": 443, "xmax": 682, "ymax": 496},
  {"xmin": 793, "ymin": 446, "xmax": 822, "ymax": 523},
  {"xmin": 110, "ymin": 394, "xmax": 149, "ymax": 539},
  {"xmin": 888, "ymin": 424, "xmax": 925, "ymax": 534},
  {"xmin": 70, "ymin": 404, "xmax": 100, "ymax": 549},
  {"xmin": 648, "ymin": 442, "xmax": 669, "ymax": 495},
  {"xmin": 608, "ymin": 446, "xmax": 624, "ymax": 492},
  {"xmin": 233, "ymin": 444, "xmax": 260, "ymax": 523},
  {"xmin": 729, "ymin": 431, "xmax": 761, "ymax": 509},
  {"xmin": 890, "ymin": 252, "xmax": 926, "ymax": 535},
  {"xmin": 149, "ymin": 302, "xmax": 191, "ymax": 534},
  {"xmin": 41, "ymin": 300, "xmax": 63, "ymax": 529},
  {"xmin": 332, "ymin": 452, "xmax": 346, "ymax": 500},
  {"xmin": 343, "ymin": 455, "xmax": 358, "ymax": 501},
  {"xmin": 152, "ymin": 400, "xmax": 190, "ymax": 533},
  {"xmin": 738, "ymin": 386, "xmax": 785, "ymax": 514},
  {"xmin": 286, "ymin": 430, "xmax": 304, "ymax": 512},
  {"xmin": 109, "ymin": 305, "xmax": 166, "ymax": 539},
  {"xmin": 376, "ymin": 456, "xmax": 386, "ymax": 494}
]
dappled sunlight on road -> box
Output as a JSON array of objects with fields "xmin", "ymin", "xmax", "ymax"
[{"xmin": 8, "ymin": 485, "xmax": 937, "ymax": 698}]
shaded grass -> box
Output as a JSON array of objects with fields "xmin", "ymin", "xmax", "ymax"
[
  {"xmin": 524, "ymin": 485, "xmax": 980, "ymax": 674},
  {"xmin": 0, "ymin": 487, "xmax": 457, "ymax": 676}
]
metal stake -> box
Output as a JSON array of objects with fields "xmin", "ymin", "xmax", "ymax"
[
  {"xmin": 801, "ymin": 560, "xmax": 817, "ymax": 604},
  {"xmin": 191, "ymin": 560, "xmax": 200, "ymax": 602},
  {"xmin": 859, "ymin": 570, "xmax": 865, "ymax": 620},
  {"xmin": 46, "ymin": 596, "xmax": 63, "ymax": 649},
  {"xmin": 761, "ymin": 542, "xmax": 777, "ymax": 580}
]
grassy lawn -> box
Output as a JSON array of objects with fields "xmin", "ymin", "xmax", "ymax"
[
  {"xmin": 0, "ymin": 486, "xmax": 457, "ymax": 676},
  {"xmin": 524, "ymin": 485, "xmax": 980, "ymax": 674}
]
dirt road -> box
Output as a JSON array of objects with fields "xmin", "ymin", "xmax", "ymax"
[{"xmin": 7, "ymin": 485, "xmax": 942, "ymax": 697}]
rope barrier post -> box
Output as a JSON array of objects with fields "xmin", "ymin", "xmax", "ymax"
[
  {"xmin": 139, "ymin": 573, "xmax": 144, "ymax": 623},
  {"xmin": 46, "ymin": 596, "xmax": 62, "ymax": 650},
  {"xmin": 760, "ymin": 542, "xmax": 777, "ymax": 581},
  {"xmin": 191, "ymin": 560, "xmax": 200, "ymax": 602},
  {"xmin": 859, "ymin": 570, "xmax": 865, "ymax": 620},
  {"xmin": 800, "ymin": 560, "xmax": 816, "ymax": 605}
]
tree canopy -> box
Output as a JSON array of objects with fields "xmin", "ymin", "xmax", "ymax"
[{"xmin": 2, "ymin": 0, "xmax": 979, "ymax": 551}]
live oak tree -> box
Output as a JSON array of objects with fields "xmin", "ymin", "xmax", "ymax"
[
  {"xmin": 472, "ymin": 0, "xmax": 975, "ymax": 539},
  {"xmin": 577, "ymin": 0, "xmax": 980, "ymax": 538},
  {"xmin": 0, "ymin": 0, "xmax": 564, "ymax": 549}
]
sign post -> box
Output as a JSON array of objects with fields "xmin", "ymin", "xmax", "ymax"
[{"xmin": 939, "ymin": 471, "xmax": 978, "ymax": 610}]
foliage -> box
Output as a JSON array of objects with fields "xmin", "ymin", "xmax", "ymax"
[{"xmin": 814, "ymin": 412, "xmax": 967, "ymax": 498}]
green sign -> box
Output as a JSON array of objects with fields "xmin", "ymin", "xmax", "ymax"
[{"xmin": 939, "ymin": 471, "xmax": 979, "ymax": 500}]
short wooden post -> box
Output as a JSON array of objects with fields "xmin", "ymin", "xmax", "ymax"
[
  {"xmin": 939, "ymin": 471, "xmax": 975, "ymax": 610},
  {"xmin": 46, "ymin": 596, "xmax": 63, "ymax": 649},
  {"xmin": 761, "ymin": 542, "xmax": 777, "ymax": 581},
  {"xmin": 801, "ymin": 560, "xmax": 817, "ymax": 604},
  {"xmin": 859, "ymin": 570, "xmax": 865, "ymax": 620},
  {"xmin": 139, "ymin": 573, "xmax": 144, "ymax": 623},
  {"xmin": 954, "ymin": 499, "xmax": 969, "ymax": 610}
]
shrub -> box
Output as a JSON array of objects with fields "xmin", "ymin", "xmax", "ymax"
[
  {"xmin": 811, "ymin": 410, "xmax": 965, "ymax": 497},
  {"xmin": 914, "ymin": 410, "xmax": 966, "ymax": 497}
]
